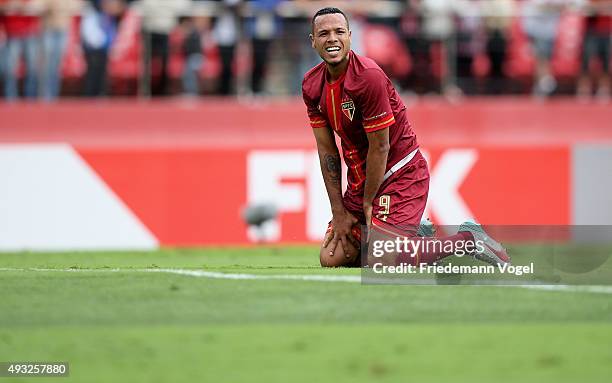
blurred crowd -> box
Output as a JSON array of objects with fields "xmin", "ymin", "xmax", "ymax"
[{"xmin": 0, "ymin": 0, "xmax": 611, "ymax": 101}]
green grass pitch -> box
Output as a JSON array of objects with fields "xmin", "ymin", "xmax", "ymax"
[{"xmin": 1, "ymin": 247, "xmax": 611, "ymax": 383}]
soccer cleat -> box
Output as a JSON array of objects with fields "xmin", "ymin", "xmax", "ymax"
[
  {"xmin": 417, "ymin": 217, "xmax": 436, "ymax": 238},
  {"xmin": 458, "ymin": 221, "xmax": 510, "ymax": 266}
]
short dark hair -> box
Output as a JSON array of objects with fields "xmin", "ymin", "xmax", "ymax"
[{"xmin": 311, "ymin": 7, "xmax": 349, "ymax": 31}]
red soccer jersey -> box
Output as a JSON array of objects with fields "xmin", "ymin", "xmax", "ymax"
[
  {"xmin": 302, "ymin": 51, "xmax": 419, "ymax": 212},
  {"xmin": 0, "ymin": 0, "xmax": 40, "ymax": 38}
]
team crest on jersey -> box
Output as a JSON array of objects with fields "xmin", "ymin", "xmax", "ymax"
[{"xmin": 341, "ymin": 99, "xmax": 355, "ymax": 121}]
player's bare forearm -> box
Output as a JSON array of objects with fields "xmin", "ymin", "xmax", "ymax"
[
  {"xmin": 321, "ymin": 152, "xmax": 345, "ymax": 213},
  {"xmin": 363, "ymin": 128, "xmax": 390, "ymax": 209},
  {"xmin": 313, "ymin": 126, "xmax": 359, "ymax": 253},
  {"xmin": 313, "ymin": 127, "xmax": 344, "ymax": 214}
]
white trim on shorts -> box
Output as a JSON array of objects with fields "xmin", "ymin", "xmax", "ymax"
[{"xmin": 382, "ymin": 148, "xmax": 420, "ymax": 182}]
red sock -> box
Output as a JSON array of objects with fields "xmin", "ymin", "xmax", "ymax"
[{"xmin": 396, "ymin": 232, "xmax": 474, "ymax": 266}]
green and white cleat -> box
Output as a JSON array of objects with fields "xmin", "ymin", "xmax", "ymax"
[
  {"xmin": 417, "ymin": 217, "xmax": 436, "ymax": 238},
  {"xmin": 458, "ymin": 221, "xmax": 510, "ymax": 266}
]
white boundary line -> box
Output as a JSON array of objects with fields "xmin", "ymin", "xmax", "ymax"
[
  {"xmin": 1, "ymin": 267, "xmax": 612, "ymax": 294},
  {"xmin": 150, "ymin": 268, "xmax": 363, "ymax": 283}
]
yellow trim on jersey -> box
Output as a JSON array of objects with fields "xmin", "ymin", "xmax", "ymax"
[
  {"xmin": 345, "ymin": 148, "xmax": 362, "ymax": 184},
  {"xmin": 310, "ymin": 119, "xmax": 327, "ymax": 127},
  {"xmin": 364, "ymin": 116, "xmax": 395, "ymax": 130},
  {"xmin": 331, "ymin": 88, "xmax": 338, "ymax": 131}
]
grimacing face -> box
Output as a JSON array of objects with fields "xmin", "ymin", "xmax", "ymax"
[{"xmin": 310, "ymin": 13, "xmax": 351, "ymax": 67}]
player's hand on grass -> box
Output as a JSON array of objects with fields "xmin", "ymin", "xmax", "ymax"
[{"xmin": 326, "ymin": 209, "xmax": 359, "ymax": 257}]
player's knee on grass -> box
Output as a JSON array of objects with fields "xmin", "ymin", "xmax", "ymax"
[{"xmin": 320, "ymin": 240, "xmax": 360, "ymax": 267}]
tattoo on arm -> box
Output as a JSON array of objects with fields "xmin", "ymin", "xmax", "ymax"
[{"xmin": 324, "ymin": 154, "xmax": 341, "ymax": 184}]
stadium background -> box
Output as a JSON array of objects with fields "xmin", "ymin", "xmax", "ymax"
[{"xmin": 1, "ymin": 1, "xmax": 612, "ymax": 383}]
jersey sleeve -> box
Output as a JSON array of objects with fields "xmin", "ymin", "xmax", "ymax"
[
  {"xmin": 306, "ymin": 103, "xmax": 328, "ymax": 129},
  {"xmin": 358, "ymin": 69, "xmax": 395, "ymax": 132},
  {"xmin": 302, "ymin": 83, "xmax": 328, "ymax": 129}
]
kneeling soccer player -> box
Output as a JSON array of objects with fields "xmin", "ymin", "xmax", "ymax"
[{"xmin": 302, "ymin": 7, "xmax": 510, "ymax": 268}]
